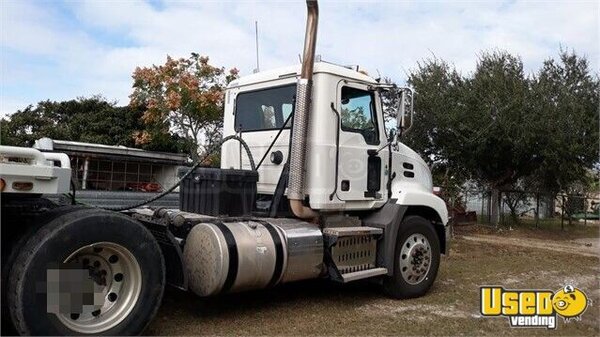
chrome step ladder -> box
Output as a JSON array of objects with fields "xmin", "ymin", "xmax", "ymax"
[{"xmin": 323, "ymin": 226, "xmax": 387, "ymax": 283}]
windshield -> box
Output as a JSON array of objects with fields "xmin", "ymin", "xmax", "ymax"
[{"xmin": 235, "ymin": 84, "xmax": 296, "ymax": 132}]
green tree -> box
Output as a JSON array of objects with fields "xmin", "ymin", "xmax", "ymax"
[
  {"xmin": 403, "ymin": 50, "xmax": 598, "ymax": 225},
  {"xmin": 341, "ymin": 106, "xmax": 370, "ymax": 129},
  {"xmin": 527, "ymin": 50, "xmax": 599, "ymax": 194},
  {"xmin": 380, "ymin": 77, "xmax": 400, "ymax": 125},
  {"xmin": 463, "ymin": 52, "xmax": 535, "ymax": 187},
  {"xmin": 402, "ymin": 58, "xmax": 469, "ymax": 205},
  {"xmin": 463, "ymin": 52, "xmax": 538, "ymax": 223},
  {"xmin": 405, "ymin": 58, "xmax": 465, "ymax": 168},
  {"xmin": 0, "ymin": 96, "xmax": 185, "ymax": 153}
]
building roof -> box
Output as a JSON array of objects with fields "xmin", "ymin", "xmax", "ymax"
[{"xmin": 33, "ymin": 138, "xmax": 189, "ymax": 165}]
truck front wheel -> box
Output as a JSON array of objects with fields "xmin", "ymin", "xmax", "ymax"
[
  {"xmin": 383, "ymin": 215, "xmax": 441, "ymax": 299},
  {"xmin": 7, "ymin": 208, "xmax": 165, "ymax": 335}
]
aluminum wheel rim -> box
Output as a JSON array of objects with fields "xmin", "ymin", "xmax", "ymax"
[
  {"xmin": 56, "ymin": 242, "xmax": 142, "ymax": 334},
  {"xmin": 399, "ymin": 233, "xmax": 432, "ymax": 285}
]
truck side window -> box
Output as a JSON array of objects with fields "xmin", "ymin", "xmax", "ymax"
[
  {"xmin": 235, "ymin": 84, "xmax": 296, "ymax": 132},
  {"xmin": 340, "ymin": 86, "xmax": 379, "ymax": 145}
]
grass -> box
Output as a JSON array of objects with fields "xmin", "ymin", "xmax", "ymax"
[
  {"xmin": 146, "ymin": 226, "xmax": 599, "ymax": 336},
  {"xmin": 469, "ymin": 217, "xmax": 600, "ymax": 240}
]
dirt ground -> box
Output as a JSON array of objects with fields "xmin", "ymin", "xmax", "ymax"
[{"xmin": 147, "ymin": 223, "xmax": 600, "ymax": 336}]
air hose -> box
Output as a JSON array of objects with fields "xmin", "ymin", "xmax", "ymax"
[{"xmin": 65, "ymin": 135, "xmax": 256, "ymax": 212}]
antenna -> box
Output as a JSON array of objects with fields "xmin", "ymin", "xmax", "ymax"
[{"xmin": 254, "ymin": 21, "xmax": 260, "ymax": 73}]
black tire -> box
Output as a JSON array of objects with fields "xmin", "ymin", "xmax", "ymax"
[
  {"xmin": 7, "ymin": 208, "xmax": 165, "ymax": 335},
  {"xmin": 2, "ymin": 204, "xmax": 86, "ymax": 335},
  {"xmin": 1, "ymin": 226, "xmax": 35, "ymax": 336},
  {"xmin": 383, "ymin": 215, "xmax": 440, "ymax": 299}
]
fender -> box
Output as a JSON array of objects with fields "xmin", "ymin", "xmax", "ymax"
[
  {"xmin": 393, "ymin": 187, "xmax": 449, "ymax": 225},
  {"xmin": 363, "ymin": 188, "xmax": 449, "ymax": 276}
]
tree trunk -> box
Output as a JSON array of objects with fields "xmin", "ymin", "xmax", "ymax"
[
  {"xmin": 491, "ymin": 188, "xmax": 500, "ymax": 226},
  {"xmin": 481, "ymin": 192, "xmax": 485, "ymax": 224},
  {"xmin": 535, "ymin": 193, "xmax": 540, "ymax": 228},
  {"xmin": 189, "ymin": 143, "xmax": 200, "ymax": 163},
  {"xmin": 547, "ymin": 194, "xmax": 556, "ymax": 218},
  {"xmin": 189, "ymin": 132, "xmax": 200, "ymax": 163},
  {"xmin": 505, "ymin": 192, "xmax": 520, "ymax": 224},
  {"xmin": 561, "ymin": 195, "xmax": 565, "ymax": 231}
]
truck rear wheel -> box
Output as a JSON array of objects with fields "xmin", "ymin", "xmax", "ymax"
[
  {"xmin": 7, "ymin": 208, "xmax": 165, "ymax": 335},
  {"xmin": 383, "ymin": 215, "xmax": 440, "ymax": 299},
  {"xmin": 2, "ymin": 204, "xmax": 88, "ymax": 335}
]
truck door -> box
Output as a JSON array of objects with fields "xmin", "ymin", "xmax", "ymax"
[
  {"xmin": 335, "ymin": 82, "xmax": 387, "ymax": 201},
  {"xmin": 222, "ymin": 83, "xmax": 296, "ymax": 195}
]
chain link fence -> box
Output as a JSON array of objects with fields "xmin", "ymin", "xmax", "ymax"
[{"xmin": 447, "ymin": 189, "xmax": 600, "ymax": 229}]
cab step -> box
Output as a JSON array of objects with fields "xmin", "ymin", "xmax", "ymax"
[
  {"xmin": 323, "ymin": 226, "xmax": 386, "ymax": 282},
  {"xmin": 341, "ymin": 267, "xmax": 388, "ymax": 283},
  {"xmin": 323, "ymin": 226, "xmax": 383, "ymax": 236}
]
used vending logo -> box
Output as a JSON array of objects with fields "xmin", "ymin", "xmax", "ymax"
[{"xmin": 480, "ymin": 285, "xmax": 590, "ymax": 329}]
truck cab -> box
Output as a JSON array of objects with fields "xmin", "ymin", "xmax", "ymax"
[{"xmin": 221, "ymin": 61, "xmax": 446, "ymax": 219}]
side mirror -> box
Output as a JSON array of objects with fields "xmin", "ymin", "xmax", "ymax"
[{"xmin": 396, "ymin": 88, "xmax": 414, "ymax": 136}]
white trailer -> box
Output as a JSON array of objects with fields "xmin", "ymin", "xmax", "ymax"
[{"xmin": 1, "ymin": 1, "xmax": 449, "ymax": 335}]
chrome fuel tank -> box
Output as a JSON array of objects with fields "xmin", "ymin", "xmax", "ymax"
[
  {"xmin": 264, "ymin": 218, "xmax": 324, "ymax": 283},
  {"xmin": 183, "ymin": 219, "xmax": 323, "ymax": 297}
]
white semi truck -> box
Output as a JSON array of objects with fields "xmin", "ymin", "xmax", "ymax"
[{"xmin": 1, "ymin": 1, "xmax": 449, "ymax": 335}]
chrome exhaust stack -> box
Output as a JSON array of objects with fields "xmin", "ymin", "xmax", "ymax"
[{"xmin": 288, "ymin": 0, "xmax": 319, "ymax": 219}]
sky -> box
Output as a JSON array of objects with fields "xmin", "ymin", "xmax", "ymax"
[{"xmin": 1, "ymin": 0, "xmax": 598, "ymax": 117}]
